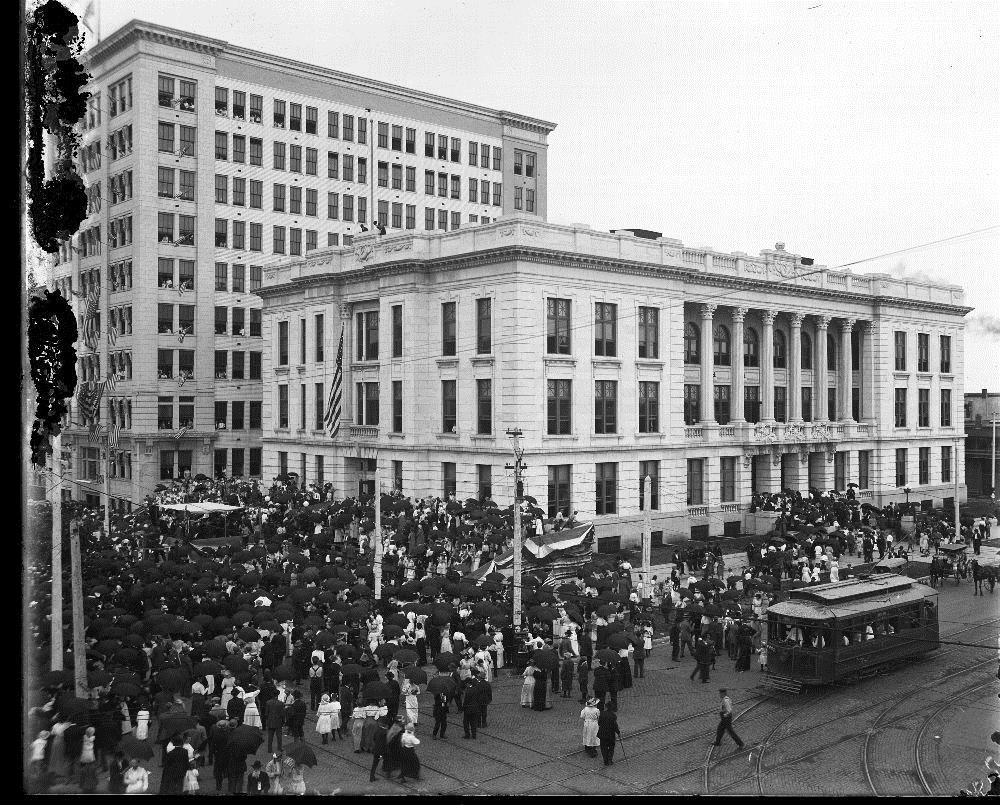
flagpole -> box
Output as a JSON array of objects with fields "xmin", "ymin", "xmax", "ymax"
[
  {"xmin": 50, "ymin": 433, "xmax": 64, "ymax": 671},
  {"xmin": 104, "ymin": 445, "xmax": 111, "ymax": 535}
]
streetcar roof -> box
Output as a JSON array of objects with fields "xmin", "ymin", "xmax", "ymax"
[
  {"xmin": 788, "ymin": 574, "xmax": 914, "ymax": 603},
  {"xmin": 768, "ymin": 582, "xmax": 933, "ymax": 621}
]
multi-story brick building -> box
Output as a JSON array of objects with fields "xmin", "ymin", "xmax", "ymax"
[
  {"xmin": 259, "ymin": 217, "xmax": 971, "ymax": 550},
  {"xmin": 964, "ymin": 389, "xmax": 999, "ymax": 497},
  {"xmin": 49, "ymin": 19, "xmax": 554, "ymax": 506}
]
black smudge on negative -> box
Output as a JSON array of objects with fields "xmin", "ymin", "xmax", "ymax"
[
  {"xmin": 26, "ymin": 0, "xmax": 90, "ymax": 254},
  {"xmin": 29, "ymin": 288, "xmax": 78, "ymax": 466}
]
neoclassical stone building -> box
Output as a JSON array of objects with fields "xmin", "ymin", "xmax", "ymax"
[{"xmin": 258, "ymin": 216, "xmax": 970, "ymax": 550}]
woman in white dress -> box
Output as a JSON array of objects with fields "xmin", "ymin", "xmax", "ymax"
[
  {"xmin": 403, "ymin": 680, "xmax": 420, "ymax": 727},
  {"xmin": 580, "ymin": 698, "xmax": 601, "ymax": 756},
  {"xmin": 439, "ymin": 632, "xmax": 452, "ymax": 656},
  {"xmin": 218, "ymin": 672, "xmax": 235, "ymax": 712},
  {"xmin": 315, "ymin": 694, "xmax": 340, "ymax": 744},
  {"xmin": 492, "ymin": 632, "xmax": 505, "ymax": 669},
  {"xmin": 134, "ymin": 707, "xmax": 150, "ymax": 741},
  {"xmin": 242, "ymin": 690, "xmax": 262, "ymax": 728},
  {"xmin": 520, "ymin": 663, "xmax": 536, "ymax": 707}
]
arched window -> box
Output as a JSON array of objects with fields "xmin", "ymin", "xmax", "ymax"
[
  {"xmin": 773, "ymin": 329, "xmax": 787, "ymax": 369},
  {"xmin": 744, "ymin": 327, "xmax": 760, "ymax": 367},
  {"xmin": 713, "ymin": 324, "xmax": 730, "ymax": 366},
  {"xmin": 684, "ymin": 322, "xmax": 700, "ymax": 364},
  {"xmin": 827, "ymin": 333, "xmax": 838, "ymax": 370},
  {"xmin": 801, "ymin": 331, "xmax": 813, "ymax": 370}
]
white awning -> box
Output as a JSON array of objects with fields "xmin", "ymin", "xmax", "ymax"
[{"xmin": 159, "ymin": 501, "xmax": 243, "ymax": 514}]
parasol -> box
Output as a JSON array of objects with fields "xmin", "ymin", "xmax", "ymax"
[
  {"xmin": 227, "ymin": 724, "xmax": 264, "ymax": 756},
  {"xmin": 116, "ymin": 734, "xmax": 155, "ymax": 760},
  {"xmin": 362, "ymin": 681, "xmax": 391, "ymax": 700},
  {"xmin": 403, "ymin": 667, "xmax": 427, "ymax": 684},
  {"xmin": 284, "ymin": 742, "xmax": 318, "ymax": 768},
  {"xmin": 426, "ymin": 676, "xmax": 456, "ymax": 695}
]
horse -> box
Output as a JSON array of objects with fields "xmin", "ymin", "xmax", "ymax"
[{"xmin": 970, "ymin": 560, "xmax": 997, "ymax": 596}]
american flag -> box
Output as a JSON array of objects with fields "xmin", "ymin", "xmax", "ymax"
[
  {"xmin": 177, "ymin": 326, "xmax": 189, "ymax": 343},
  {"xmin": 107, "ymin": 324, "xmax": 118, "ymax": 347},
  {"xmin": 82, "ymin": 288, "xmax": 101, "ymax": 350},
  {"xmin": 107, "ymin": 424, "xmax": 121, "ymax": 448},
  {"xmin": 88, "ymin": 423, "xmax": 105, "ymax": 444},
  {"xmin": 105, "ymin": 370, "xmax": 117, "ymax": 392},
  {"xmin": 77, "ymin": 381, "xmax": 105, "ymax": 422},
  {"xmin": 324, "ymin": 324, "xmax": 345, "ymax": 438},
  {"xmin": 175, "ymin": 425, "xmax": 189, "ymax": 440}
]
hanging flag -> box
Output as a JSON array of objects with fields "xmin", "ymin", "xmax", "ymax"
[
  {"xmin": 88, "ymin": 423, "xmax": 105, "ymax": 444},
  {"xmin": 107, "ymin": 424, "xmax": 121, "ymax": 448},
  {"xmin": 324, "ymin": 324, "xmax": 345, "ymax": 438},
  {"xmin": 177, "ymin": 326, "xmax": 189, "ymax": 343},
  {"xmin": 107, "ymin": 323, "xmax": 118, "ymax": 346},
  {"xmin": 104, "ymin": 371, "xmax": 117, "ymax": 392},
  {"xmin": 175, "ymin": 425, "xmax": 189, "ymax": 441}
]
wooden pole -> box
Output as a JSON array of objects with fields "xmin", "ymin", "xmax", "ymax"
[
  {"xmin": 642, "ymin": 475, "xmax": 652, "ymax": 597},
  {"xmin": 69, "ymin": 517, "xmax": 87, "ymax": 698},
  {"xmin": 50, "ymin": 434, "xmax": 63, "ymax": 671},
  {"xmin": 374, "ymin": 460, "xmax": 382, "ymax": 601}
]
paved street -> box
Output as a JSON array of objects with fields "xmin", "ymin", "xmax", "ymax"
[{"xmin": 49, "ymin": 579, "xmax": 998, "ymax": 796}]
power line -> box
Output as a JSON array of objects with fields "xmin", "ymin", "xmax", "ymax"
[{"xmin": 830, "ymin": 225, "xmax": 1000, "ymax": 270}]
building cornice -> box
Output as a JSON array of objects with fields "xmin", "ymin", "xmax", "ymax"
[
  {"xmin": 83, "ymin": 20, "xmax": 556, "ymax": 134},
  {"xmin": 259, "ymin": 244, "xmax": 973, "ymax": 318}
]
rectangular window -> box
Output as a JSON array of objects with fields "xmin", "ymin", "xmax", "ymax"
[
  {"xmin": 405, "ymin": 204, "xmax": 415, "ymax": 229},
  {"xmin": 214, "ymin": 131, "xmax": 227, "ymax": 160},
  {"xmin": 918, "ymin": 388, "xmax": 930, "ymax": 427},
  {"xmin": 377, "ymin": 199, "xmax": 388, "ymax": 226},
  {"xmin": 214, "ymin": 218, "xmax": 228, "ymax": 247},
  {"xmin": 342, "ymin": 195, "xmax": 353, "ymax": 222},
  {"xmin": 526, "ymin": 189, "xmax": 535, "ymax": 213},
  {"xmin": 940, "ymin": 335, "xmax": 952, "ymax": 373},
  {"xmin": 213, "ymin": 174, "xmax": 228, "ymax": 204},
  {"xmin": 594, "ymin": 302, "xmax": 617, "ymax": 357},
  {"xmin": 377, "ymin": 121, "xmax": 388, "ymax": 148},
  {"xmin": 687, "ymin": 458, "xmax": 704, "ymax": 505},
  {"xmin": 940, "ymin": 389, "xmax": 952, "ymax": 427},
  {"xmin": 231, "ymin": 308, "xmax": 245, "ymax": 336},
  {"xmin": 343, "ymin": 154, "xmax": 354, "ymax": 182},
  {"xmin": 273, "ymin": 99, "xmax": 286, "ymax": 128},
  {"xmin": 442, "ymin": 380, "xmax": 457, "ymax": 433},
  {"xmin": 475, "ymin": 298, "xmax": 491, "ymax": 353},
  {"xmin": 834, "ymin": 451, "xmax": 846, "ymax": 490},
  {"xmin": 327, "ymin": 151, "xmax": 339, "ymax": 179},
  {"xmin": 178, "ymin": 304, "xmax": 194, "ymax": 334},
  {"xmin": 894, "ymin": 331, "xmax": 907, "ymax": 371},
  {"xmin": 343, "ymin": 114, "xmax": 354, "ymax": 141},
  {"xmin": 477, "ymin": 379, "xmax": 492, "ymax": 434},
  {"xmin": 315, "ymin": 314, "xmax": 324, "ymax": 362},
  {"xmin": 639, "ymin": 381, "xmax": 659, "ymax": 432},
  {"xmin": 299, "ymin": 318, "xmax": 306, "ymax": 364},
  {"xmin": 391, "ymin": 305, "xmax": 403, "ymax": 357},
  {"xmin": 289, "ymin": 185, "xmax": 301, "ymax": 214},
  {"xmin": 858, "ymin": 450, "xmax": 871, "ymax": 489},
  {"xmin": 941, "ymin": 445, "xmax": 952, "ymax": 483},
  {"xmin": 450, "ymin": 211, "xmax": 460, "ymax": 230},
  {"xmin": 596, "ymin": 462, "xmax": 617, "ymax": 515},
  {"xmin": 230, "ymin": 447, "xmax": 244, "ymax": 477},
  {"xmin": 801, "ymin": 386, "xmax": 813, "ymax": 423},
  {"xmin": 158, "ymin": 303, "xmax": 173, "ymax": 334},
  {"xmin": 231, "ymin": 351, "xmax": 245, "ymax": 379},
  {"xmin": 425, "ymin": 170, "xmax": 435, "ymax": 195},
  {"xmin": 214, "ymin": 306, "xmax": 227, "ymax": 335},
  {"xmin": 895, "ymin": 448, "xmax": 907, "ymax": 487},
  {"xmin": 278, "ymin": 320, "xmax": 288, "ymax": 365},
  {"xmin": 480, "ymin": 143, "xmax": 490, "ymax": 168},
  {"xmin": 440, "ymin": 462, "xmax": 456, "ymax": 499},
  {"xmin": 827, "ymin": 387, "xmax": 837, "ymax": 422},
  {"xmin": 158, "ymin": 166, "xmax": 174, "ymax": 198},
  {"xmin": 437, "ymin": 172, "xmax": 447, "ymax": 197},
  {"xmin": 714, "ymin": 385, "xmax": 731, "ymax": 425},
  {"xmin": 287, "ymin": 102, "xmax": 300, "ymax": 131},
  {"xmin": 249, "ymin": 222, "xmax": 262, "ymax": 251},
  {"xmin": 441, "ymin": 302, "xmax": 456, "ymax": 356},
  {"xmin": 919, "ymin": 446, "xmax": 930, "ymax": 485},
  {"xmin": 250, "ymin": 351, "xmax": 262, "ymax": 379},
  {"xmin": 391, "ymin": 163, "xmax": 402, "ymax": 190},
  {"xmin": 158, "ymin": 212, "xmax": 174, "ymax": 242},
  {"xmin": 290, "ymin": 144, "xmax": 302, "ymax": 173},
  {"xmin": 546, "ymin": 298, "xmax": 571, "ymax": 354},
  {"xmin": 232, "ymin": 176, "xmax": 246, "ymax": 206},
  {"xmin": 390, "ymin": 201, "xmax": 402, "ymax": 229},
  {"xmin": 595, "ymin": 380, "xmax": 617, "ymax": 434},
  {"xmin": 215, "ymin": 401, "xmax": 228, "ymax": 430},
  {"xmin": 450, "ymin": 174, "xmax": 460, "ymax": 199},
  {"xmin": 424, "ymin": 207, "xmax": 434, "ymax": 230},
  {"xmin": 273, "ymin": 141, "xmax": 286, "ymax": 170},
  {"xmin": 157, "ymin": 395, "xmax": 174, "ymax": 429},
  {"xmin": 405, "ymin": 127, "xmax": 415, "ymax": 154},
  {"xmin": 249, "ymin": 138, "xmax": 262, "ymax": 166},
  {"xmin": 247, "ymin": 180, "xmax": 263, "ymax": 210},
  {"xmin": 547, "ymin": 464, "xmax": 571, "ymax": 518},
  {"xmin": 685, "ymin": 384, "xmax": 702, "ymax": 425},
  {"xmin": 895, "ymin": 388, "xmax": 907, "ymax": 427},
  {"xmin": 273, "ymin": 226, "xmax": 286, "ymax": 254},
  {"xmin": 469, "ymin": 141, "xmax": 478, "ymax": 166},
  {"xmin": 424, "ymin": 131, "xmax": 435, "ymax": 158},
  {"xmin": 638, "ymin": 306, "xmax": 659, "ymax": 359},
  {"xmin": 249, "ymin": 94, "xmax": 262, "ymax": 124},
  {"xmin": 493, "ymin": 147, "xmax": 502, "ymax": 171},
  {"xmin": 278, "ymin": 384, "xmax": 288, "ymax": 428},
  {"xmin": 468, "ymin": 177, "xmax": 479, "ymax": 204},
  {"xmin": 392, "ymin": 380, "xmax": 403, "ymax": 432},
  {"xmin": 719, "ymin": 456, "xmax": 736, "ymax": 503},
  {"xmin": 328, "ymin": 110, "xmax": 339, "ymax": 138},
  {"xmin": 405, "ymin": 166, "xmax": 415, "ymax": 192},
  {"xmin": 314, "ymin": 383, "xmax": 324, "ymax": 430},
  {"xmin": 232, "ymin": 90, "xmax": 245, "ymax": 119},
  {"xmin": 232, "ymin": 134, "xmax": 245, "ymax": 163},
  {"xmin": 639, "ymin": 460, "xmax": 660, "ymax": 510},
  {"xmin": 357, "ymin": 118, "xmax": 367, "ymax": 145},
  {"xmin": 774, "ymin": 386, "xmax": 787, "ymax": 423},
  {"xmin": 327, "ymin": 192, "xmax": 339, "ymax": 219},
  {"xmin": 305, "ymin": 147, "xmax": 317, "ymax": 176},
  {"xmin": 917, "ymin": 333, "xmax": 929, "ymax": 372}
]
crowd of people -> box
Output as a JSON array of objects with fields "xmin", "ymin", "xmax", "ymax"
[{"xmin": 24, "ymin": 476, "xmax": 997, "ymax": 793}]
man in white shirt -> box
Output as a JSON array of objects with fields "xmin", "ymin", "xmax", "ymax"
[{"xmin": 713, "ymin": 689, "xmax": 744, "ymax": 750}]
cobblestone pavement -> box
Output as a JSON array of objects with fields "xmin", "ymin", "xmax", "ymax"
[{"xmin": 41, "ymin": 581, "xmax": 999, "ymax": 796}]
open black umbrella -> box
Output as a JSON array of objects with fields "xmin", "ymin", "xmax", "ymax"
[
  {"xmin": 227, "ymin": 724, "xmax": 264, "ymax": 756},
  {"xmin": 158, "ymin": 712, "xmax": 198, "ymax": 738},
  {"xmin": 606, "ymin": 633, "xmax": 631, "ymax": 651},
  {"xmin": 403, "ymin": 667, "xmax": 427, "ymax": 685},
  {"xmin": 531, "ymin": 648, "xmax": 559, "ymax": 669},
  {"xmin": 427, "ymin": 676, "xmax": 455, "ymax": 695},
  {"xmin": 394, "ymin": 649, "xmax": 418, "ymax": 665},
  {"xmin": 595, "ymin": 649, "xmax": 619, "ymax": 666},
  {"xmin": 117, "ymin": 734, "xmax": 155, "ymax": 760},
  {"xmin": 362, "ymin": 681, "xmax": 391, "ymax": 700},
  {"xmin": 433, "ymin": 652, "xmax": 457, "ymax": 671},
  {"xmin": 284, "ymin": 742, "xmax": 318, "ymax": 767}
]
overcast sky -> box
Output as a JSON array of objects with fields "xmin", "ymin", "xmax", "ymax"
[{"xmin": 93, "ymin": 0, "xmax": 999, "ymax": 390}]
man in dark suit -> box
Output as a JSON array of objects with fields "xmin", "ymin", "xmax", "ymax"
[
  {"xmin": 286, "ymin": 690, "xmax": 306, "ymax": 741},
  {"xmin": 597, "ymin": 702, "xmax": 622, "ymax": 766},
  {"xmin": 476, "ymin": 670, "xmax": 492, "ymax": 728},
  {"xmin": 592, "ymin": 660, "xmax": 611, "ymax": 706},
  {"xmin": 461, "ymin": 675, "xmax": 485, "ymax": 739},
  {"xmin": 227, "ymin": 690, "xmax": 246, "ymax": 723},
  {"xmin": 385, "ymin": 671, "xmax": 402, "ymax": 721},
  {"xmin": 264, "ymin": 695, "xmax": 285, "ymax": 754}
]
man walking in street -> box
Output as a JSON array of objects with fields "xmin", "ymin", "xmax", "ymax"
[
  {"xmin": 461, "ymin": 674, "xmax": 485, "ymax": 739},
  {"xmin": 713, "ymin": 688, "xmax": 744, "ymax": 751},
  {"xmin": 264, "ymin": 695, "xmax": 285, "ymax": 754},
  {"xmin": 690, "ymin": 637, "xmax": 711, "ymax": 683},
  {"xmin": 597, "ymin": 702, "xmax": 622, "ymax": 766}
]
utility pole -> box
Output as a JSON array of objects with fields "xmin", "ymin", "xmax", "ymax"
[
  {"xmin": 641, "ymin": 475, "xmax": 651, "ymax": 599},
  {"xmin": 103, "ymin": 446, "xmax": 111, "ymax": 537},
  {"xmin": 50, "ymin": 434, "xmax": 63, "ymax": 671},
  {"xmin": 505, "ymin": 428, "xmax": 526, "ymax": 630},
  {"xmin": 374, "ymin": 464, "xmax": 383, "ymax": 602},
  {"xmin": 69, "ymin": 517, "xmax": 87, "ymax": 698},
  {"xmin": 991, "ymin": 414, "xmax": 998, "ymax": 506},
  {"xmin": 954, "ymin": 436, "xmax": 961, "ymax": 541}
]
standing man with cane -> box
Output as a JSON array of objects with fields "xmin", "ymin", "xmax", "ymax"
[{"xmin": 713, "ymin": 688, "xmax": 745, "ymax": 751}]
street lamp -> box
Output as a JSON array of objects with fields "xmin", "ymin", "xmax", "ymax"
[{"xmin": 903, "ymin": 487, "xmax": 911, "ymax": 512}]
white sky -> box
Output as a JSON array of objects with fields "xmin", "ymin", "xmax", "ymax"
[{"xmin": 92, "ymin": 0, "xmax": 1000, "ymax": 390}]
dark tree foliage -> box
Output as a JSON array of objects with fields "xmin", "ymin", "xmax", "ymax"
[
  {"xmin": 29, "ymin": 289, "xmax": 78, "ymax": 465},
  {"xmin": 26, "ymin": 1, "xmax": 91, "ymax": 253}
]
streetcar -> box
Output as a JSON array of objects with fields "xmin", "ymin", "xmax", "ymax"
[{"xmin": 763, "ymin": 574, "xmax": 939, "ymax": 690}]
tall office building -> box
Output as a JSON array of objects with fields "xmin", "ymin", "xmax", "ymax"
[{"xmin": 50, "ymin": 19, "xmax": 555, "ymax": 506}]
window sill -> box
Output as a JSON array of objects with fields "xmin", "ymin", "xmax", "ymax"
[
  {"xmin": 275, "ymin": 367, "xmax": 290, "ymax": 375},
  {"xmin": 295, "ymin": 364, "xmax": 306, "ymax": 373},
  {"xmin": 436, "ymin": 357, "xmax": 459, "ymax": 368},
  {"xmin": 543, "ymin": 434, "xmax": 578, "ymax": 441},
  {"xmin": 387, "ymin": 432, "xmax": 405, "ymax": 439},
  {"xmin": 544, "ymin": 356, "xmax": 576, "ymax": 367},
  {"xmin": 470, "ymin": 356, "xmax": 494, "ymax": 366},
  {"xmin": 892, "ymin": 372, "xmax": 910, "ymax": 380},
  {"xmin": 436, "ymin": 432, "xmax": 459, "ymax": 439},
  {"xmin": 634, "ymin": 431, "xmax": 664, "ymax": 438},
  {"xmin": 470, "ymin": 434, "xmax": 494, "ymax": 440},
  {"xmin": 917, "ymin": 373, "xmax": 933, "ymax": 382},
  {"xmin": 592, "ymin": 433, "xmax": 623, "ymax": 440},
  {"xmin": 592, "ymin": 357, "xmax": 621, "ymax": 367},
  {"xmin": 351, "ymin": 360, "xmax": 380, "ymax": 370},
  {"xmin": 635, "ymin": 360, "xmax": 664, "ymax": 369}
]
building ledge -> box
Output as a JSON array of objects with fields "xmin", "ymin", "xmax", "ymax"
[
  {"xmin": 470, "ymin": 356, "xmax": 494, "ymax": 366},
  {"xmin": 436, "ymin": 358, "xmax": 459, "ymax": 369},
  {"xmin": 635, "ymin": 360, "xmax": 665, "ymax": 369},
  {"xmin": 544, "ymin": 356, "xmax": 576, "ymax": 368}
]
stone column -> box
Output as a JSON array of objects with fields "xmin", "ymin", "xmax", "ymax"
[
  {"xmin": 815, "ymin": 315, "xmax": 831, "ymax": 422},
  {"xmin": 731, "ymin": 307, "xmax": 748, "ymax": 423},
  {"xmin": 789, "ymin": 312, "xmax": 804, "ymax": 422},
  {"xmin": 761, "ymin": 310, "xmax": 776, "ymax": 423},
  {"xmin": 863, "ymin": 320, "xmax": 877, "ymax": 422},
  {"xmin": 840, "ymin": 318, "xmax": 855, "ymax": 421},
  {"xmin": 339, "ymin": 303, "xmax": 353, "ymax": 425},
  {"xmin": 699, "ymin": 304, "xmax": 716, "ymax": 424}
]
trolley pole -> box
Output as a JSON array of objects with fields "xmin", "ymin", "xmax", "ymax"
[
  {"xmin": 505, "ymin": 428, "xmax": 526, "ymax": 630},
  {"xmin": 641, "ymin": 475, "xmax": 652, "ymax": 597},
  {"xmin": 69, "ymin": 517, "xmax": 87, "ymax": 698},
  {"xmin": 50, "ymin": 434, "xmax": 63, "ymax": 671}
]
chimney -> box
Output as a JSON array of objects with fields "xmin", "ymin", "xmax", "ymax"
[{"xmin": 984, "ymin": 389, "xmax": 989, "ymax": 398}]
